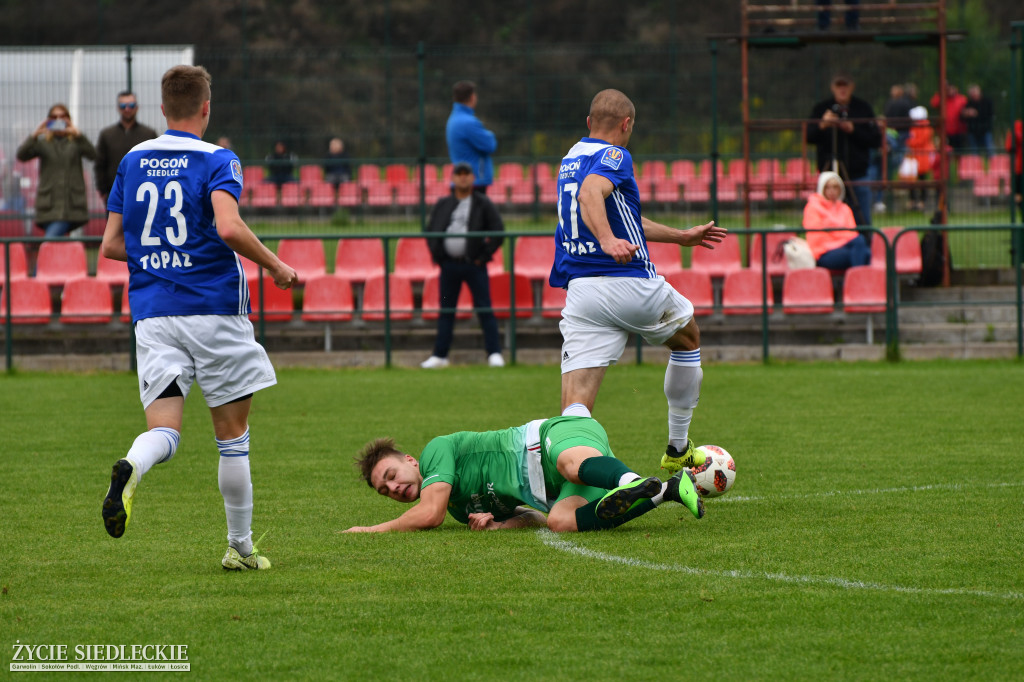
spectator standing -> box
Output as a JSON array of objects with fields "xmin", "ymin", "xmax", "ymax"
[
  {"xmin": 961, "ymin": 84, "xmax": 995, "ymax": 156},
  {"xmin": 421, "ymin": 162, "xmax": 505, "ymax": 369},
  {"xmin": 446, "ymin": 81, "xmax": 496, "ymax": 194},
  {"xmin": 930, "ymin": 84, "xmax": 969, "ymax": 151},
  {"xmin": 216, "ymin": 136, "xmax": 233, "ymax": 150},
  {"xmin": 802, "ymin": 171, "xmax": 870, "ymax": 270},
  {"xmin": 94, "ymin": 91, "xmax": 159, "ymax": 205},
  {"xmin": 323, "ymin": 137, "xmax": 352, "ymax": 187},
  {"xmin": 99, "ymin": 65, "xmax": 298, "ymax": 570},
  {"xmin": 265, "ymin": 140, "xmax": 297, "ymax": 187},
  {"xmin": 883, "ymin": 83, "xmax": 914, "ymax": 166},
  {"xmin": 16, "ymin": 103, "xmax": 96, "ymax": 237},
  {"xmin": 806, "ymin": 73, "xmax": 882, "ymax": 227}
]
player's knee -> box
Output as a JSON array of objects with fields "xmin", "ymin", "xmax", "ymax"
[
  {"xmin": 666, "ymin": 320, "xmax": 700, "ymax": 351},
  {"xmin": 546, "ymin": 510, "xmax": 578, "ymax": 533}
]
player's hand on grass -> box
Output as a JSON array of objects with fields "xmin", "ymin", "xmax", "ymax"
[
  {"xmin": 468, "ymin": 512, "xmax": 498, "ymax": 531},
  {"xmin": 681, "ymin": 221, "xmax": 728, "ymax": 250},
  {"xmin": 342, "ymin": 526, "xmax": 376, "ymax": 533},
  {"xmin": 600, "ymin": 237, "xmax": 640, "ymax": 264}
]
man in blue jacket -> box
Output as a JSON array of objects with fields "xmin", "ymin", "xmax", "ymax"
[{"xmin": 446, "ymin": 81, "xmax": 496, "ymax": 193}]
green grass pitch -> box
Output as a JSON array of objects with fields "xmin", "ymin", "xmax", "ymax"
[{"xmin": 2, "ymin": 360, "xmax": 1022, "ymax": 680}]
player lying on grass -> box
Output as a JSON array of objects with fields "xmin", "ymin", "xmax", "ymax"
[{"xmin": 344, "ymin": 415, "xmax": 704, "ymax": 533}]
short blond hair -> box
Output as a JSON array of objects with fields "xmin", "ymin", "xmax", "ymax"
[{"xmin": 161, "ymin": 65, "xmax": 212, "ymax": 121}]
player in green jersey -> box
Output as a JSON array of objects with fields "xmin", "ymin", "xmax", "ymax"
[{"xmin": 343, "ymin": 415, "xmax": 704, "ymax": 533}]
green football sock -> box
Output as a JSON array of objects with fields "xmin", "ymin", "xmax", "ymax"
[
  {"xmin": 574, "ymin": 498, "xmax": 656, "ymax": 531},
  {"xmin": 576, "ymin": 456, "xmax": 635, "ymax": 490}
]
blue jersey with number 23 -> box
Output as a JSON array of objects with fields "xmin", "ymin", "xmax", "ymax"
[{"xmin": 108, "ymin": 130, "xmax": 249, "ymax": 323}]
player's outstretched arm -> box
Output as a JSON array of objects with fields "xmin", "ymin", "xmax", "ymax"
[
  {"xmin": 344, "ymin": 482, "xmax": 453, "ymax": 533},
  {"xmin": 468, "ymin": 507, "xmax": 548, "ymax": 531},
  {"xmin": 211, "ymin": 190, "xmax": 298, "ymax": 290},
  {"xmin": 100, "ymin": 212, "xmax": 127, "ymax": 261},
  {"xmin": 641, "ymin": 217, "xmax": 727, "ymax": 250}
]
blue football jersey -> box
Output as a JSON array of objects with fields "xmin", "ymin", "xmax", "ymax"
[
  {"xmin": 549, "ymin": 137, "xmax": 657, "ymax": 288},
  {"xmin": 108, "ymin": 130, "xmax": 248, "ymax": 322}
]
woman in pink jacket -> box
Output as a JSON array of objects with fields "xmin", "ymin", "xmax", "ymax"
[{"xmin": 802, "ymin": 171, "xmax": 871, "ymax": 269}]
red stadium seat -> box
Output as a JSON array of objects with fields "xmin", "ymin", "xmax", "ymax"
[
  {"xmin": 308, "ymin": 181, "xmax": 336, "ymax": 208},
  {"xmin": 665, "ymin": 270, "xmax": 714, "ymax": 317},
  {"xmin": 242, "ymin": 166, "xmax": 264, "ymax": 186},
  {"xmin": 748, "ymin": 231, "xmax": 797, "ymax": 277},
  {"xmin": 336, "ymin": 182, "xmax": 361, "ymax": 207},
  {"xmin": 883, "ymin": 227, "xmax": 923, "ymax": 275},
  {"xmin": 300, "ymin": 275, "xmax": 354, "ymax": 322},
  {"xmin": 682, "ymin": 176, "xmax": 710, "ymax": 203},
  {"xmin": 512, "ymin": 235, "xmax": 554, "ymax": 282},
  {"xmin": 489, "ymin": 272, "xmax": 534, "ymax": 319},
  {"xmin": 247, "ymin": 276, "xmax": 294, "ymax": 322},
  {"xmin": 334, "ymin": 238, "xmax": 386, "ymax": 283},
  {"xmin": 276, "ymin": 239, "xmax": 326, "ymax": 283},
  {"xmin": 59, "ymin": 277, "xmax": 113, "ymax": 324},
  {"xmin": 782, "ymin": 267, "xmax": 834, "ymax": 315},
  {"xmin": 652, "ymin": 178, "xmax": 681, "ymax": 202},
  {"xmin": 250, "ymin": 183, "xmax": 278, "ymax": 208},
  {"xmin": 842, "ymin": 265, "xmax": 887, "ymax": 314},
  {"xmin": 956, "ymin": 154, "xmax": 984, "ymax": 181},
  {"xmin": 0, "ymin": 214, "xmax": 26, "ymax": 237},
  {"xmin": 0, "ymin": 278, "xmax": 52, "ymax": 324},
  {"xmin": 721, "ymin": 269, "xmax": 774, "ymax": 315},
  {"xmin": 540, "ymin": 284, "xmax": 567, "ymax": 319},
  {"xmin": 393, "ymin": 238, "xmax": 439, "ymax": 282},
  {"xmin": 670, "ymin": 160, "xmax": 698, "ymax": 181},
  {"xmin": 361, "ymin": 274, "xmax": 414, "ymax": 321},
  {"xmin": 645, "ymin": 241, "xmax": 683, "ymax": 277},
  {"xmin": 34, "ymin": 241, "xmax": 87, "ymax": 287},
  {"xmin": 420, "ymin": 276, "xmax": 474, "ymax": 320},
  {"xmin": 1, "ymin": 242, "xmax": 29, "ymax": 282},
  {"xmin": 299, "ymin": 164, "xmax": 322, "ymax": 186},
  {"xmin": 280, "ymin": 183, "xmax": 305, "ymax": 208},
  {"xmin": 94, "ymin": 254, "xmax": 129, "ymax": 288},
  {"xmin": 689, "ymin": 233, "xmax": 742, "ymax": 279}
]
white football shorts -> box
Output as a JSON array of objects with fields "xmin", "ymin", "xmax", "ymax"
[
  {"xmin": 135, "ymin": 315, "xmax": 277, "ymax": 408},
  {"xmin": 559, "ymin": 276, "xmax": 694, "ymax": 373}
]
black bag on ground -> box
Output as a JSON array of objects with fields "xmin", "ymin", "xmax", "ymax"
[{"xmin": 917, "ymin": 219, "xmax": 948, "ymax": 287}]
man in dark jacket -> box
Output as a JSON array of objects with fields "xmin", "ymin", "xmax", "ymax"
[
  {"xmin": 806, "ymin": 73, "xmax": 882, "ymax": 226},
  {"xmin": 94, "ymin": 91, "xmax": 158, "ymax": 203},
  {"xmin": 421, "ymin": 162, "xmax": 505, "ymax": 369}
]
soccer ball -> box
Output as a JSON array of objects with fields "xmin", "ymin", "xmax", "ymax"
[{"xmin": 690, "ymin": 445, "xmax": 736, "ymax": 498}]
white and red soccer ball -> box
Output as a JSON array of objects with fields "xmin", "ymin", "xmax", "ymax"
[{"xmin": 690, "ymin": 445, "xmax": 736, "ymax": 498}]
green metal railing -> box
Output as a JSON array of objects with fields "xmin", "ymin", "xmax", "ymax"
[{"xmin": 4, "ymin": 227, "xmax": 1024, "ymax": 372}]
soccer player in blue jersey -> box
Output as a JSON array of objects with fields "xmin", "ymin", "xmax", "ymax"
[
  {"xmin": 551, "ymin": 89, "xmax": 728, "ymax": 501},
  {"xmin": 100, "ymin": 65, "xmax": 298, "ymax": 571}
]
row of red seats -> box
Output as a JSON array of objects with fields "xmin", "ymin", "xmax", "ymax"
[
  {"xmin": 0, "ymin": 266, "xmax": 886, "ymax": 325},
  {"xmin": 0, "ymin": 230, "xmax": 922, "ymax": 297}
]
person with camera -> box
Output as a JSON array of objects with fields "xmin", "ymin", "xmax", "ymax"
[
  {"xmin": 16, "ymin": 103, "xmax": 97, "ymax": 237},
  {"xmin": 806, "ymin": 73, "xmax": 882, "ymax": 228}
]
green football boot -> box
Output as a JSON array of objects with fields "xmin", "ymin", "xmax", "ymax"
[
  {"xmin": 665, "ymin": 469, "xmax": 706, "ymax": 520},
  {"xmin": 595, "ymin": 476, "xmax": 662, "ymax": 520}
]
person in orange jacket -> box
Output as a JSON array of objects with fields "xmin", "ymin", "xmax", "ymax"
[
  {"xmin": 905, "ymin": 105, "xmax": 937, "ymax": 212},
  {"xmin": 802, "ymin": 170, "xmax": 871, "ymax": 269}
]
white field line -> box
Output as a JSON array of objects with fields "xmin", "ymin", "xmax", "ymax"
[
  {"xmin": 537, "ymin": 531, "xmax": 1024, "ymax": 601},
  {"xmin": 537, "ymin": 479, "xmax": 1024, "ymax": 601},
  {"xmin": 714, "ymin": 480, "xmax": 1024, "ymax": 504}
]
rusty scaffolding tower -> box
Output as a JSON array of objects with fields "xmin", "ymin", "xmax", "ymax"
[{"xmin": 711, "ymin": 0, "xmax": 965, "ymax": 283}]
